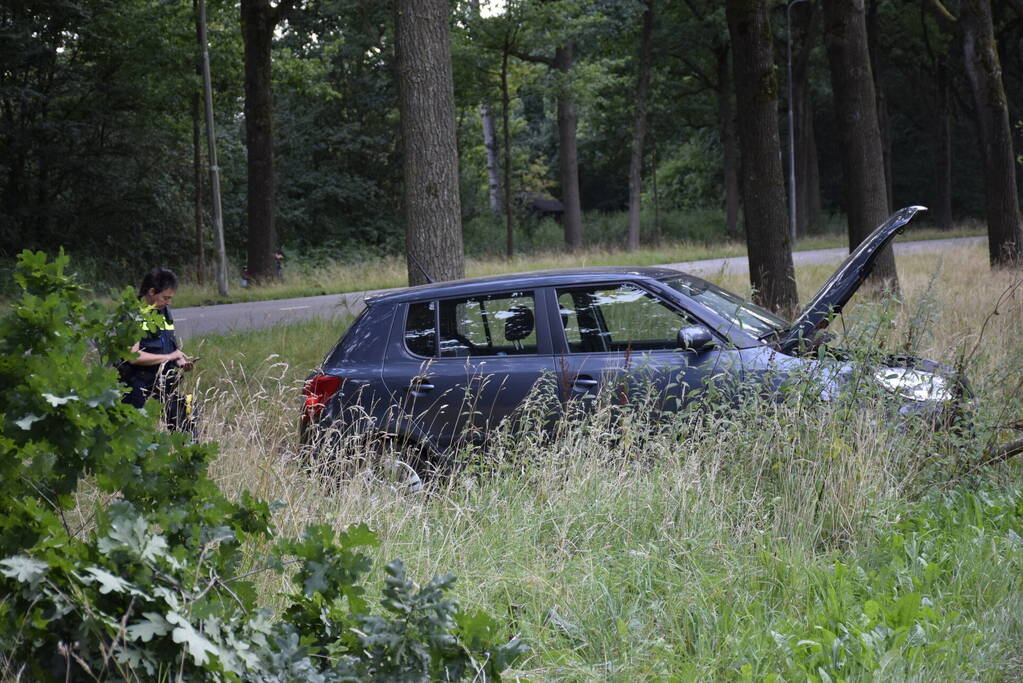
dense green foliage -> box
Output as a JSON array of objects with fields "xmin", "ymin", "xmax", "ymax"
[
  {"xmin": 0, "ymin": 251, "xmax": 525, "ymax": 680},
  {"xmin": 758, "ymin": 486, "xmax": 1023, "ymax": 681},
  {"xmin": 3, "ymin": 0, "xmax": 1020, "ymax": 287},
  {"xmin": 0, "ymin": 0, "xmax": 244, "ymax": 273}
]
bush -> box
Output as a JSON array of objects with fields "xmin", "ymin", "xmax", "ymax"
[
  {"xmin": 650, "ymin": 130, "xmax": 724, "ymax": 212},
  {"xmin": 0, "ymin": 250, "xmax": 525, "ymax": 681}
]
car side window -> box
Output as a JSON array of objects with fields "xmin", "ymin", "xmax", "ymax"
[
  {"xmin": 557, "ymin": 284, "xmax": 697, "ymax": 352},
  {"xmin": 404, "ymin": 301, "xmax": 437, "ymax": 357},
  {"xmin": 439, "ymin": 292, "xmax": 537, "ymax": 357}
]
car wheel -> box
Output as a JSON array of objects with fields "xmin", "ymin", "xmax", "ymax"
[
  {"xmin": 373, "ymin": 455, "xmax": 424, "ymax": 493},
  {"xmin": 303, "ymin": 425, "xmax": 432, "ymax": 493},
  {"xmin": 375, "ymin": 435, "xmax": 454, "ymax": 489}
]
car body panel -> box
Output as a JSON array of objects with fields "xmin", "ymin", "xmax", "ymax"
[
  {"xmin": 541, "ymin": 283, "xmax": 735, "ymax": 409},
  {"xmin": 378, "ymin": 297, "xmax": 560, "ymax": 451}
]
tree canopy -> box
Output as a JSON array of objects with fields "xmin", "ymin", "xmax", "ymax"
[{"xmin": 2, "ymin": 0, "xmax": 1021, "ymax": 289}]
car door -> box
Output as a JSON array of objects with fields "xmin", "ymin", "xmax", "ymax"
[
  {"xmin": 380, "ymin": 290, "xmax": 557, "ymax": 452},
  {"xmin": 548, "ymin": 281, "xmax": 728, "ymax": 412}
]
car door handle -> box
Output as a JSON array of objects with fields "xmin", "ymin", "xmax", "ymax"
[
  {"xmin": 573, "ymin": 377, "xmax": 598, "ymax": 391},
  {"xmin": 407, "ymin": 378, "xmax": 435, "ymax": 392}
]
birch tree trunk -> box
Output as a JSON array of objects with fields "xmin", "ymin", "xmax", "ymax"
[
  {"xmin": 481, "ymin": 103, "xmax": 502, "ymax": 214},
  {"xmin": 501, "ymin": 47, "xmax": 514, "ymax": 258}
]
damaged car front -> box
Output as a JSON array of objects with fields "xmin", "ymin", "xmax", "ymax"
[{"xmin": 750, "ymin": 205, "xmax": 972, "ymax": 426}]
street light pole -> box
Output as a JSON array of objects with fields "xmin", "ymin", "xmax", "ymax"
[{"xmin": 787, "ymin": 0, "xmax": 808, "ymax": 244}]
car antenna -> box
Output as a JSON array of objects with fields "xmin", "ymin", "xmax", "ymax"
[{"xmin": 408, "ymin": 252, "xmax": 435, "ymax": 284}]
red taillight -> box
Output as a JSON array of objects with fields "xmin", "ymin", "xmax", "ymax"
[{"xmin": 302, "ymin": 374, "xmax": 342, "ymax": 422}]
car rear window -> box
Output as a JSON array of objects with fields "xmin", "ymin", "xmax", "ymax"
[{"xmin": 403, "ymin": 292, "xmax": 537, "ymax": 358}]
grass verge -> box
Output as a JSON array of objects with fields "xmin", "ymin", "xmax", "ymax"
[
  {"xmin": 179, "ymin": 241, "xmax": 1021, "ymax": 679},
  {"xmin": 168, "ymin": 223, "xmax": 984, "ymax": 309}
]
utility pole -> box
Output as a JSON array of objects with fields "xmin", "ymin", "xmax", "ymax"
[{"xmin": 198, "ymin": 0, "xmax": 229, "ymax": 297}]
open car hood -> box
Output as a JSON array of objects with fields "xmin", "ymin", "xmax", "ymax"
[{"xmin": 778, "ymin": 206, "xmax": 927, "ymax": 354}]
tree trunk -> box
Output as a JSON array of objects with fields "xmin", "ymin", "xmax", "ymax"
[
  {"xmin": 866, "ymin": 0, "xmax": 893, "ymax": 214},
  {"xmin": 726, "ymin": 0, "xmax": 798, "ymax": 316},
  {"xmin": 791, "ymin": 2, "xmax": 822, "ymax": 235},
  {"xmin": 934, "ymin": 58, "xmax": 953, "ymax": 229},
  {"xmin": 716, "ymin": 44, "xmax": 741, "ymax": 242},
  {"xmin": 199, "ymin": 0, "xmax": 228, "ymax": 296},
  {"xmin": 555, "ymin": 44, "xmax": 583, "ymax": 251},
  {"xmin": 960, "ymin": 0, "xmax": 1022, "ymax": 265},
  {"xmin": 651, "ymin": 132, "xmax": 661, "ymax": 242},
  {"xmin": 501, "ymin": 46, "xmax": 514, "ymax": 258},
  {"xmin": 877, "ymin": 92, "xmax": 893, "ymax": 214},
  {"xmin": 795, "ymin": 92, "xmax": 823, "ymax": 235},
  {"xmin": 481, "ymin": 102, "xmax": 502, "ymax": 214},
  {"xmin": 395, "ymin": 0, "xmax": 465, "ymax": 286},
  {"xmin": 470, "ymin": 0, "xmax": 501, "ymax": 217},
  {"xmin": 241, "ymin": 0, "xmax": 285, "ymax": 282},
  {"xmin": 627, "ymin": 0, "xmax": 654, "ymax": 252},
  {"xmin": 823, "ymin": 0, "xmax": 899, "ymax": 291}
]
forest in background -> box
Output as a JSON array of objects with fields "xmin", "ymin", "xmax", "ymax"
[{"xmin": 2, "ymin": 0, "xmax": 1022, "ymax": 292}]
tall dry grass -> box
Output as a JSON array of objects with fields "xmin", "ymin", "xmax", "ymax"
[{"xmin": 181, "ymin": 241, "xmax": 1023, "ymax": 679}]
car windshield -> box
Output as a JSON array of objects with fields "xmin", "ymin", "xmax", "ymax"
[{"xmin": 662, "ymin": 275, "xmax": 789, "ymax": 339}]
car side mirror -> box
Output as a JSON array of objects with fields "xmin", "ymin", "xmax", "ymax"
[{"xmin": 677, "ymin": 325, "xmax": 715, "ymax": 353}]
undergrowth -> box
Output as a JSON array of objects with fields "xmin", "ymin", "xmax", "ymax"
[{"xmin": 0, "ymin": 251, "xmax": 525, "ymax": 681}]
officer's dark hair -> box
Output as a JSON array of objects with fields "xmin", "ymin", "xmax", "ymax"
[{"xmin": 137, "ymin": 268, "xmax": 178, "ymax": 299}]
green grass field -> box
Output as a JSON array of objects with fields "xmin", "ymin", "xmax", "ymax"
[{"xmin": 176, "ymin": 240, "xmax": 1022, "ymax": 680}]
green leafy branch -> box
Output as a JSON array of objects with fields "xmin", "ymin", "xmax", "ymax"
[{"xmin": 0, "ymin": 250, "xmax": 526, "ymax": 681}]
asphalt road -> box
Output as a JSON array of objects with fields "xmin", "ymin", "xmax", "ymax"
[{"xmin": 173, "ymin": 235, "xmax": 985, "ymax": 339}]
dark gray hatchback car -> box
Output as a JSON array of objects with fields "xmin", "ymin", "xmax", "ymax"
[{"xmin": 301, "ymin": 207, "xmax": 963, "ymax": 463}]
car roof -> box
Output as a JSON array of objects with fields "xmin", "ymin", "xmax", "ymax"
[{"xmin": 366, "ymin": 266, "xmax": 687, "ymax": 305}]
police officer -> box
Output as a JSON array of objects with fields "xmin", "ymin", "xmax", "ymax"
[{"xmin": 121, "ymin": 268, "xmax": 194, "ymax": 427}]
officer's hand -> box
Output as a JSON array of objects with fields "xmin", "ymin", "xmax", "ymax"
[{"xmin": 170, "ymin": 350, "xmax": 193, "ymax": 370}]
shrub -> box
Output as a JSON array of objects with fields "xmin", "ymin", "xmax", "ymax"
[{"xmin": 0, "ymin": 250, "xmax": 525, "ymax": 681}]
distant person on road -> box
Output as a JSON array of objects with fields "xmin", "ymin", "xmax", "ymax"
[
  {"xmin": 119, "ymin": 267, "xmax": 195, "ymax": 430},
  {"xmin": 274, "ymin": 250, "xmax": 285, "ymax": 278}
]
